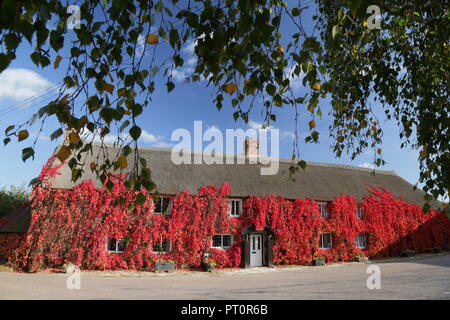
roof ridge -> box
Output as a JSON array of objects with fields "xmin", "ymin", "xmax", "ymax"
[{"xmin": 90, "ymin": 143, "xmax": 397, "ymax": 176}]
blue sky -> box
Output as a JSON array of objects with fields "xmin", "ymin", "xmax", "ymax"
[{"xmin": 0, "ymin": 2, "xmax": 422, "ymax": 191}]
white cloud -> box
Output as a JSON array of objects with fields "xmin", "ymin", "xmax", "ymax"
[
  {"xmin": 172, "ymin": 66, "xmax": 194, "ymax": 82},
  {"xmin": 247, "ymin": 120, "xmax": 296, "ymax": 141},
  {"xmin": 286, "ymin": 64, "xmax": 305, "ymax": 90},
  {"xmin": 281, "ymin": 131, "xmax": 295, "ymax": 140},
  {"xmin": 359, "ymin": 162, "xmax": 375, "ymax": 169},
  {"xmin": 84, "ymin": 129, "xmax": 169, "ymax": 147},
  {"xmin": 136, "ymin": 34, "xmax": 146, "ymax": 57},
  {"xmin": 248, "ymin": 120, "xmax": 272, "ymax": 131},
  {"xmin": 183, "ymin": 39, "xmax": 197, "ymax": 55},
  {"xmin": 0, "ymin": 68, "xmax": 55, "ymax": 102}
]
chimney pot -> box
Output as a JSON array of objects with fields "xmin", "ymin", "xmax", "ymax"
[{"xmin": 244, "ymin": 139, "xmax": 259, "ymax": 157}]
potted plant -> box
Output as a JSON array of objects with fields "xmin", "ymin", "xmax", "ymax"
[
  {"xmin": 154, "ymin": 259, "xmax": 175, "ymax": 273},
  {"xmin": 355, "ymin": 252, "xmax": 369, "ymax": 263},
  {"xmin": 433, "ymin": 247, "xmax": 443, "ymax": 253},
  {"xmin": 402, "ymin": 249, "xmax": 416, "ymax": 257},
  {"xmin": 203, "ymin": 258, "xmax": 217, "ymax": 272},
  {"xmin": 313, "ymin": 254, "xmax": 326, "ymax": 266}
]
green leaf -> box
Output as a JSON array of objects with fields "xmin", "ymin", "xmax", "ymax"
[
  {"xmin": 22, "ymin": 147, "xmax": 35, "ymax": 162},
  {"xmin": 166, "ymin": 81, "xmax": 175, "ymax": 92},
  {"xmin": 129, "ymin": 125, "xmax": 142, "ymax": 140},
  {"xmin": 50, "ymin": 128, "xmax": 64, "ymax": 141},
  {"xmin": 266, "ymin": 83, "xmax": 276, "ymax": 96},
  {"xmin": 136, "ymin": 192, "xmax": 147, "ymax": 205},
  {"xmin": 332, "ymin": 25, "xmax": 340, "ymax": 39}
]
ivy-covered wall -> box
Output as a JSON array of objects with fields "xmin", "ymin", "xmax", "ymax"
[{"xmin": 3, "ymin": 158, "xmax": 450, "ymax": 271}]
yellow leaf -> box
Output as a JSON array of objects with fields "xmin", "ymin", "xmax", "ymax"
[
  {"xmin": 118, "ymin": 155, "xmax": 128, "ymax": 169},
  {"xmin": 60, "ymin": 94, "xmax": 70, "ymax": 104},
  {"xmin": 68, "ymin": 132, "xmax": 80, "ymax": 144},
  {"xmin": 244, "ymin": 80, "xmax": 255, "ymax": 95},
  {"xmin": 146, "ymin": 34, "xmax": 158, "ymax": 44},
  {"xmin": 18, "ymin": 130, "xmax": 29, "ymax": 141},
  {"xmin": 363, "ymin": 21, "xmax": 368, "ymax": 27},
  {"xmin": 54, "ymin": 55, "xmax": 62, "ymax": 69},
  {"xmin": 103, "ymin": 83, "xmax": 115, "ymax": 94},
  {"xmin": 337, "ymin": 136, "xmax": 344, "ymax": 143},
  {"xmin": 226, "ymin": 82, "xmax": 237, "ymax": 95},
  {"xmin": 376, "ymin": 148, "xmax": 382, "ymax": 155},
  {"xmin": 309, "ymin": 120, "xmax": 316, "ymax": 130},
  {"xmin": 312, "ymin": 83, "xmax": 321, "ymax": 91},
  {"xmin": 420, "ymin": 150, "xmax": 428, "ymax": 158},
  {"xmin": 276, "ymin": 45, "xmax": 284, "ymax": 54},
  {"xmin": 90, "ymin": 162, "xmax": 96, "ymax": 172},
  {"xmin": 56, "ymin": 145, "xmax": 71, "ymax": 162},
  {"xmin": 77, "ymin": 116, "xmax": 88, "ymax": 130},
  {"xmin": 117, "ymin": 88, "xmax": 126, "ymax": 97}
]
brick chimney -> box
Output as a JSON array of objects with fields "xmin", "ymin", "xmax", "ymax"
[{"xmin": 244, "ymin": 138, "xmax": 259, "ymax": 157}]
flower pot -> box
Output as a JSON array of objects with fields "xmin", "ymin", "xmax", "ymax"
[
  {"xmin": 202, "ymin": 262, "xmax": 216, "ymax": 272},
  {"xmin": 402, "ymin": 250, "xmax": 415, "ymax": 257},
  {"xmin": 154, "ymin": 262, "xmax": 175, "ymax": 273},
  {"xmin": 313, "ymin": 258, "xmax": 325, "ymax": 266},
  {"xmin": 356, "ymin": 256, "xmax": 369, "ymax": 263},
  {"xmin": 205, "ymin": 265, "xmax": 215, "ymax": 272}
]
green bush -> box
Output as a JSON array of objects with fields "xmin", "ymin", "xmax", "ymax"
[{"xmin": 0, "ymin": 184, "xmax": 29, "ymax": 219}]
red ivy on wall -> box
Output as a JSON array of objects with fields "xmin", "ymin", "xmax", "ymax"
[{"xmin": 4, "ymin": 161, "xmax": 450, "ymax": 272}]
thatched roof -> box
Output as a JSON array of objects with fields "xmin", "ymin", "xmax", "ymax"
[{"xmin": 48, "ymin": 143, "xmax": 439, "ymax": 207}]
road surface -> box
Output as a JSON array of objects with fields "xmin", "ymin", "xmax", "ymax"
[{"xmin": 1, "ymin": 253, "xmax": 449, "ymax": 299}]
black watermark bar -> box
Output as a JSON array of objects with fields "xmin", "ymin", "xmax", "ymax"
[{"xmin": 1, "ymin": 300, "xmax": 449, "ymax": 319}]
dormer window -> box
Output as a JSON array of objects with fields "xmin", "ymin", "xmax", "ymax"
[
  {"xmin": 228, "ymin": 199, "xmax": 242, "ymax": 217},
  {"xmin": 356, "ymin": 204, "xmax": 364, "ymax": 219},
  {"xmin": 154, "ymin": 197, "xmax": 172, "ymax": 215},
  {"xmin": 319, "ymin": 202, "xmax": 329, "ymax": 218}
]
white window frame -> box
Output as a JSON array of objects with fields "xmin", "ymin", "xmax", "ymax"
[
  {"xmin": 356, "ymin": 204, "xmax": 364, "ymax": 219},
  {"xmin": 211, "ymin": 234, "xmax": 233, "ymax": 249},
  {"xmin": 154, "ymin": 197, "xmax": 172, "ymax": 215},
  {"xmin": 228, "ymin": 199, "xmax": 242, "ymax": 217},
  {"xmin": 355, "ymin": 233, "xmax": 367, "ymax": 249},
  {"xmin": 152, "ymin": 239, "xmax": 172, "ymax": 253},
  {"xmin": 107, "ymin": 238, "xmax": 126, "ymax": 253},
  {"xmin": 319, "ymin": 202, "xmax": 329, "ymax": 218},
  {"xmin": 319, "ymin": 233, "xmax": 332, "ymax": 250}
]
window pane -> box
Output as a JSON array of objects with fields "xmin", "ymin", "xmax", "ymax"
[
  {"xmin": 235, "ymin": 201, "xmax": 240, "ymax": 216},
  {"xmin": 222, "ymin": 235, "xmax": 231, "ymax": 247},
  {"xmin": 162, "ymin": 239, "xmax": 169, "ymax": 252},
  {"xmin": 212, "ymin": 235, "xmax": 222, "ymax": 247},
  {"xmin": 117, "ymin": 238, "xmax": 126, "ymax": 252},
  {"xmin": 162, "ymin": 198, "xmax": 170, "ymax": 214},
  {"xmin": 108, "ymin": 239, "xmax": 117, "ymax": 251},
  {"xmin": 356, "ymin": 233, "xmax": 366, "ymax": 248},
  {"xmin": 152, "ymin": 242, "xmax": 161, "ymax": 252},
  {"xmin": 320, "ymin": 203, "xmax": 329, "ymax": 218},
  {"xmin": 154, "ymin": 198, "xmax": 163, "ymax": 213},
  {"xmin": 356, "ymin": 204, "xmax": 364, "ymax": 218},
  {"xmin": 320, "ymin": 233, "xmax": 331, "ymax": 249}
]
